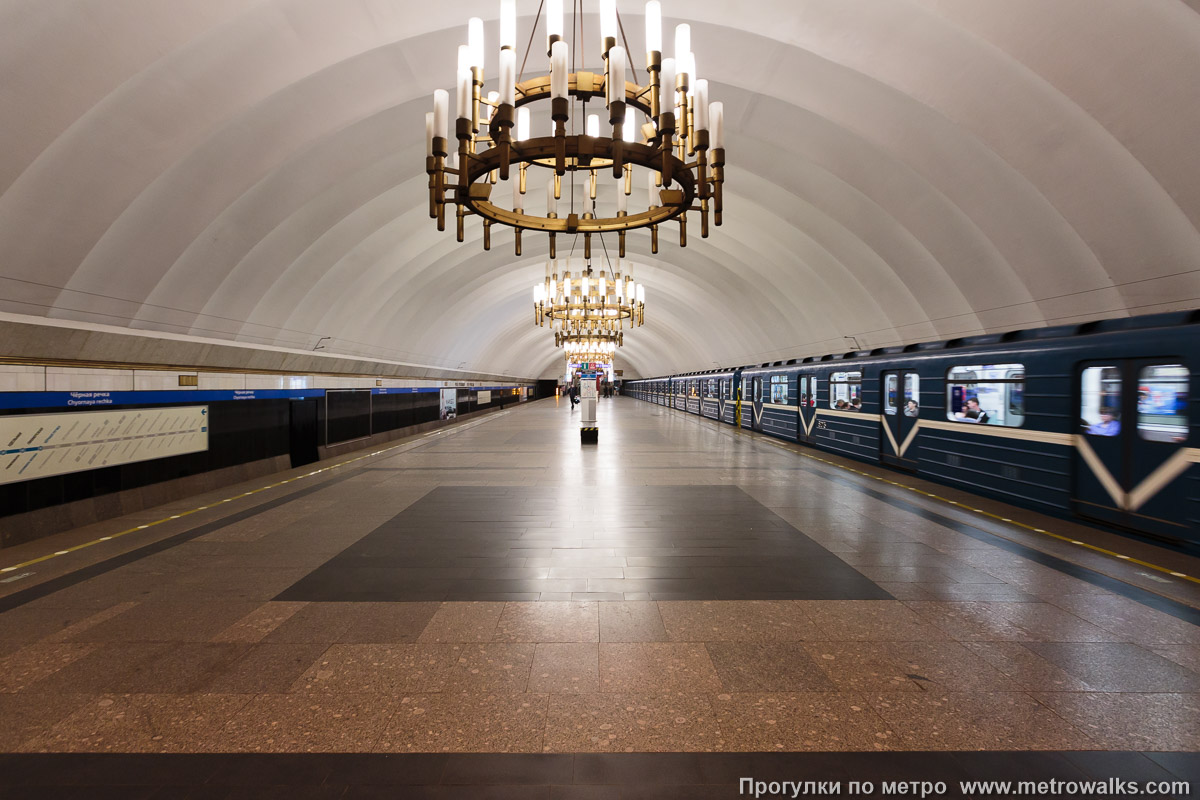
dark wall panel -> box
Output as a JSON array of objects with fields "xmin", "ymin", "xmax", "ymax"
[{"xmin": 325, "ymin": 390, "xmax": 372, "ymax": 444}]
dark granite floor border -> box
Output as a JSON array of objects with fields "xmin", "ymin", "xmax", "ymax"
[
  {"xmin": 0, "ymin": 467, "xmax": 369, "ymax": 614},
  {"xmin": 0, "ymin": 752, "xmax": 1193, "ymax": 798}
]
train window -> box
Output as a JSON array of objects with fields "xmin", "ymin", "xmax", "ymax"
[
  {"xmin": 770, "ymin": 375, "xmax": 789, "ymax": 404},
  {"xmin": 1138, "ymin": 364, "xmax": 1188, "ymax": 443},
  {"xmin": 1080, "ymin": 366, "xmax": 1121, "ymax": 436},
  {"xmin": 884, "ymin": 374, "xmax": 898, "ymax": 415},
  {"xmin": 946, "ymin": 364, "xmax": 1024, "ymax": 427},
  {"xmin": 830, "ymin": 371, "xmax": 862, "ymax": 410},
  {"xmin": 904, "ymin": 374, "xmax": 920, "ymax": 417},
  {"xmin": 753, "ymin": 377, "xmax": 763, "ymax": 402}
]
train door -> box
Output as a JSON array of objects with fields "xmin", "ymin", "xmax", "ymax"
[
  {"xmin": 797, "ymin": 374, "xmax": 817, "ymax": 442},
  {"xmin": 717, "ymin": 379, "xmax": 726, "ymax": 420},
  {"xmin": 880, "ymin": 370, "xmax": 921, "ymax": 470},
  {"xmin": 1074, "ymin": 360, "xmax": 1191, "ymax": 540},
  {"xmin": 750, "ymin": 376, "xmax": 764, "ymax": 432}
]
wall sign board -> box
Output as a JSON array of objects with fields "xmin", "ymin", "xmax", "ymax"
[{"xmin": 0, "ymin": 406, "xmax": 209, "ymax": 485}]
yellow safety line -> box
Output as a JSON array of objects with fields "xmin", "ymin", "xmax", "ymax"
[
  {"xmin": 669, "ymin": 402, "xmax": 1200, "ymax": 587},
  {"xmin": 0, "ymin": 410, "xmax": 511, "ymax": 575}
]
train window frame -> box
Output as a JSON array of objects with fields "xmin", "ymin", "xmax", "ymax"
[
  {"xmin": 829, "ymin": 371, "xmax": 862, "ymax": 410},
  {"xmin": 802, "ymin": 375, "xmax": 819, "ymax": 408},
  {"xmin": 903, "ymin": 373, "xmax": 920, "ymax": 417},
  {"xmin": 1137, "ymin": 363, "xmax": 1188, "ymax": 444},
  {"xmin": 884, "ymin": 373, "xmax": 899, "ymax": 415},
  {"xmin": 770, "ymin": 374, "xmax": 789, "ymax": 404},
  {"xmin": 1080, "ymin": 365, "xmax": 1122, "ymax": 437},
  {"xmin": 945, "ymin": 363, "xmax": 1025, "ymax": 428}
]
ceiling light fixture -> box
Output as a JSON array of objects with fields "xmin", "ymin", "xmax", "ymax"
[{"xmin": 426, "ymin": 0, "xmax": 725, "ymax": 258}]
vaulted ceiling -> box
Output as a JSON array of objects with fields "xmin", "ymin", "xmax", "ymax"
[{"xmin": 1, "ymin": 0, "xmax": 1198, "ymax": 379}]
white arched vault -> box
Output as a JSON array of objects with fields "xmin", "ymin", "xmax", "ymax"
[{"xmin": 1, "ymin": 0, "xmax": 1198, "ymax": 380}]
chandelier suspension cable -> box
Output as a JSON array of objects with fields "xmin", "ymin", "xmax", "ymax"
[
  {"xmin": 516, "ymin": 1, "xmax": 545, "ymax": 84},
  {"xmin": 615, "ymin": 9, "xmax": 641, "ymax": 84}
]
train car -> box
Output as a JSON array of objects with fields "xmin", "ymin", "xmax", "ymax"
[
  {"xmin": 628, "ymin": 311, "xmax": 1199, "ymax": 547},
  {"xmin": 673, "ymin": 376, "xmax": 688, "ymax": 412},
  {"xmin": 684, "ymin": 375, "xmax": 702, "ymax": 415},
  {"xmin": 698, "ymin": 370, "xmax": 740, "ymax": 423},
  {"xmin": 738, "ymin": 363, "xmax": 805, "ymax": 442}
]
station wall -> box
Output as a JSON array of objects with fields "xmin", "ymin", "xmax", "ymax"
[{"xmin": 0, "ymin": 367, "xmax": 537, "ymax": 546}]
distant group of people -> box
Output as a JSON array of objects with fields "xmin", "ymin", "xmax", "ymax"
[
  {"xmin": 564, "ymin": 380, "xmax": 619, "ymax": 411},
  {"xmin": 834, "ymin": 397, "xmax": 863, "ymax": 412}
]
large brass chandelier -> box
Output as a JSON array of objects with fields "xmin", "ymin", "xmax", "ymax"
[
  {"xmin": 425, "ymin": 0, "xmax": 726, "ymax": 258},
  {"xmin": 533, "ymin": 258, "xmax": 644, "ymax": 342}
]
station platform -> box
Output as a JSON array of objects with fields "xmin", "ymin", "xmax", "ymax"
[{"xmin": 0, "ymin": 396, "xmax": 1198, "ymax": 798}]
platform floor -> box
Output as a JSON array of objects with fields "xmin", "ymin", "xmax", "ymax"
[{"xmin": 1, "ymin": 397, "xmax": 1198, "ymax": 796}]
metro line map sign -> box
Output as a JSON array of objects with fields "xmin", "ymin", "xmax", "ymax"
[{"xmin": 0, "ymin": 406, "xmax": 209, "ymax": 485}]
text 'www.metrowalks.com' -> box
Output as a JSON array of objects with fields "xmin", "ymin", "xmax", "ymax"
[{"xmin": 739, "ymin": 777, "xmax": 1192, "ymax": 798}]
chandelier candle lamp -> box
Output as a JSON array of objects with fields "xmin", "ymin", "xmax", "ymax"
[{"xmin": 425, "ymin": 0, "xmax": 726, "ymax": 258}]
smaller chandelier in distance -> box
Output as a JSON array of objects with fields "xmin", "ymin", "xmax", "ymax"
[
  {"xmin": 426, "ymin": 0, "xmax": 725, "ymax": 257},
  {"xmin": 563, "ymin": 334, "xmax": 620, "ymax": 362},
  {"xmin": 533, "ymin": 259, "xmax": 645, "ymax": 339}
]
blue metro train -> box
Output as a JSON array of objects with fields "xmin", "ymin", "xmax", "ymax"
[{"xmin": 625, "ymin": 311, "xmax": 1199, "ymax": 548}]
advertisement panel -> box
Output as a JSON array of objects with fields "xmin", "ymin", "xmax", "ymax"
[
  {"xmin": 439, "ymin": 388, "xmax": 458, "ymax": 420},
  {"xmin": 477, "ymin": 390, "xmax": 492, "ymax": 404},
  {"xmin": 0, "ymin": 406, "xmax": 209, "ymax": 486}
]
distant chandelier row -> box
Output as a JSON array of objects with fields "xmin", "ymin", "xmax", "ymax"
[
  {"xmin": 425, "ymin": 0, "xmax": 726, "ymax": 258},
  {"xmin": 534, "ymin": 259, "xmax": 645, "ymax": 338},
  {"xmin": 562, "ymin": 334, "xmax": 621, "ymax": 362}
]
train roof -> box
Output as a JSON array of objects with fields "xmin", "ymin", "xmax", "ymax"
[{"xmin": 663, "ymin": 309, "xmax": 1200, "ymax": 377}]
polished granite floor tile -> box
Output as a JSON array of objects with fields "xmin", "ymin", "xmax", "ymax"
[
  {"xmin": 959, "ymin": 641, "xmax": 1095, "ymax": 691},
  {"xmin": 380, "ymin": 693, "xmax": 549, "ymax": 753},
  {"xmin": 597, "ymin": 603, "xmax": 667, "ymax": 643},
  {"xmin": 884, "ymin": 642, "xmax": 1022, "ymax": 692},
  {"xmin": 1022, "ymin": 642, "xmax": 1200, "ymax": 692},
  {"xmin": 444, "ymin": 642, "xmax": 537, "ymax": 693},
  {"xmin": 0, "ymin": 692, "xmax": 95, "ymax": 750},
  {"xmin": 867, "ymin": 692, "xmax": 1096, "ymax": 751},
  {"xmin": 494, "ymin": 603, "xmax": 600, "ymax": 643},
  {"xmin": 1151, "ymin": 644, "xmax": 1200, "ymax": 674},
  {"xmin": 1032, "ymin": 692, "xmax": 1200, "ymax": 750},
  {"xmin": 290, "ymin": 643, "xmax": 451, "ymax": 694},
  {"xmin": 529, "ymin": 644, "xmax": 599, "ymax": 693},
  {"xmin": 899, "ymin": 601, "xmax": 1037, "ymax": 642},
  {"xmin": 210, "ymin": 602, "xmax": 309, "ymax": 643},
  {"xmin": 711, "ymin": 692, "xmax": 896, "ymax": 752},
  {"xmin": 221, "ymin": 694, "xmax": 396, "ymax": 752},
  {"xmin": 598, "ymin": 643, "xmax": 722, "ymax": 694},
  {"xmin": 657, "ymin": 601, "xmax": 820, "ymax": 642},
  {"xmin": 704, "ymin": 643, "xmax": 837, "ymax": 692},
  {"xmin": 543, "ymin": 694, "xmax": 720, "ymax": 753},
  {"xmin": 803, "ymin": 601, "xmax": 953, "ymax": 642},
  {"xmin": 810, "ymin": 642, "xmax": 934, "ymax": 697},
  {"xmin": 19, "ymin": 693, "xmax": 252, "ymax": 753},
  {"xmin": 201, "ymin": 642, "xmax": 329, "ymax": 694},
  {"xmin": 0, "ymin": 642, "xmax": 99, "ymax": 692},
  {"xmin": 63, "ymin": 601, "xmax": 262, "ymax": 643}
]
